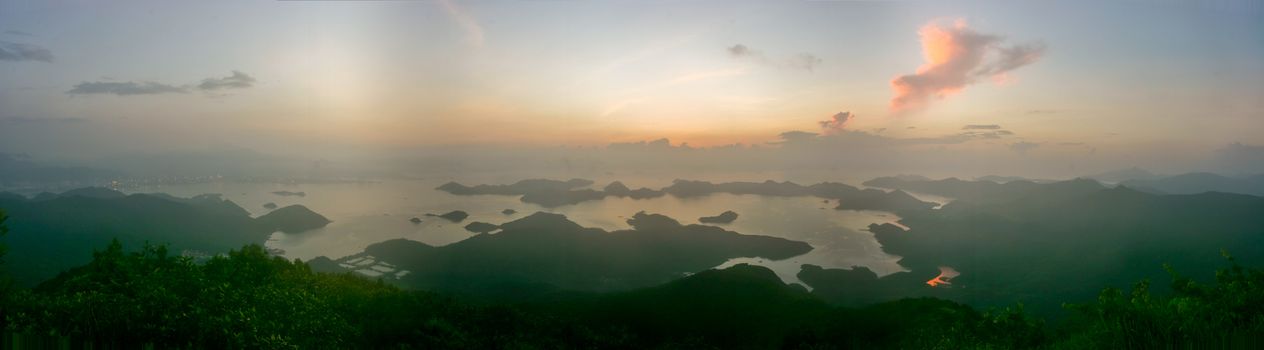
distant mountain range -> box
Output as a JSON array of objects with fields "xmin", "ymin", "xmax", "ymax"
[
  {"xmin": 872, "ymin": 170, "xmax": 1264, "ymax": 197},
  {"xmin": 439, "ymin": 178, "xmax": 936, "ymax": 212},
  {"xmin": 1118, "ymin": 172, "xmax": 1264, "ymax": 196},
  {"xmin": 0, "ymin": 153, "xmax": 115, "ymax": 186}
]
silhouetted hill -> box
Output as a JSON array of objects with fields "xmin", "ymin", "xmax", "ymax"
[
  {"xmin": 255, "ymin": 205, "xmax": 331, "ymax": 233},
  {"xmin": 322, "ymin": 212, "xmax": 811, "ymax": 297},
  {"xmin": 975, "ymin": 175, "xmax": 1040, "ymax": 183},
  {"xmin": 437, "ymin": 178, "xmax": 593, "ymax": 195},
  {"xmin": 427, "ymin": 210, "xmax": 469, "ymax": 222},
  {"xmin": 440, "ymin": 178, "xmax": 936, "ymax": 212},
  {"xmin": 797, "ymin": 264, "xmax": 937, "ymax": 306},
  {"xmin": 1120, "ymin": 172, "xmax": 1264, "ymax": 196},
  {"xmin": 8, "ymin": 242, "xmax": 1062, "ymax": 349},
  {"xmin": 698, "ymin": 210, "xmax": 738, "ymax": 224},
  {"xmin": 835, "ymin": 188, "xmax": 935, "ymax": 211},
  {"xmin": 863, "ymin": 176, "xmax": 1105, "ymax": 204},
  {"xmin": 58, "ymin": 187, "xmax": 127, "ymax": 199},
  {"xmin": 1087, "ymin": 167, "xmax": 1159, "ymax": 183},
  {"xmin": 550, "ymin": 264, "xmax": 827, "ymax": 348},
  {"xmin": 851, "ymin": 181, "xmax": 1264, "ymax": 316},
  {"xmin": 463, "ymin": 221, "xmax": 498, "ymax": 233},
  {"xmin": 0, "ymin": 189, "xmax": 329, "ymax": 285},
  {"xmin": 439, "ymin": 179, "xmax": 646, "ymax": 207}
]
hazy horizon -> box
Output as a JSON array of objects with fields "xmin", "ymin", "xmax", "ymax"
[{"xmin": 2, "ymin": 0, "xmax": 1262, "ymax": 180}]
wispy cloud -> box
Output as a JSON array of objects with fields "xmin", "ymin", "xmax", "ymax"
[
  {"xmin": 67, "ymin": 81, "xmax": 187, "ymax": 96},
  {"xmin": 889, "ymin": 19, "xmax": 1045, "ymax": 113},
  {"xmin": 818, "ymin": 111, "xmax": 855, "ymax": 134},
  {"xmin": 0, "ymin": 41, "xmax": 54, "ymax": 62},
  {"xmin": 438, "ymin": 0, "xmax": 485, "ymax": 47},
  {"xmin": 1025, "ymin": 109, "xmax": 1059, "ymax": 115},
  {"xmin": 68, "ymin": 71, "xmax": 256, "ymax": 96},
  {"xmin": 197, "ymin": 70, "xmax": 256, "ymax": 91},
  {"xmin": 727, "ymin": 43, "xmax": 822, "ymax": 71},
  {"xmin": 0, "ymin": 116, "xmax": 88, "ymax": 124},
  {"xmin": 962, "ymin": 124, "xmax": 1002, "ymax": 130},
  {"xmin": 1009, "ymin": 141, "xmax": 1040, "ymax": 154}
]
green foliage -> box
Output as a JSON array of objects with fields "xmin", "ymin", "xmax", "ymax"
[
  {"xmin": 2, "ymin": 229, "xmax": 1263, "ymax": 349},
  {"xmin": 3, "ymin": 241, "xmax": 631, "ymax": 348},
  {"xmin": 0, "ymin": 209, "xmax": 9, "ymax": 331},
  {"xmin": 782, "ymin": 298, "xmax": 1046, "ymax": 349},
  {"xmin": 1059, "ymin": 252, "xmax": 1264, "ymax": 348},
  {"xmin": 0, "ymin": 209, "xmax": 8, "ymax": 264},
  {"xmin": 0, "ymin": 191, "xmax": 282, "ymax": 286}
]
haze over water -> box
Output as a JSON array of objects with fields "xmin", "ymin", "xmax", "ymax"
[{"xmin": 121, "ymin": 173, "xmax": 916, "ymax": 285}]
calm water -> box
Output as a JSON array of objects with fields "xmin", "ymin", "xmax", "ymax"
[{"xmin": 123, "ymin": 174, "xmax": 924, "ymax": 285}]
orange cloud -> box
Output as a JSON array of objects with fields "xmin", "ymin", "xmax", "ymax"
[{"xmin": 890, "ymin": 19, "xmax": 1045, "ymax": 113}]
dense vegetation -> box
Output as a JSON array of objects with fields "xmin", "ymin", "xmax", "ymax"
[
  {"xmin": 849, "ymin": 177, "xmax": 1264, "ymax": 316},
  {"xmin": 1, "ymin": 209, "xmax": 1261, "ymax": 348},
  {"xmin": 0, "ymin": 188, "xmax": 330, "ymax": 286},
  {"xmin": 318, "ymin": 212, "xmax": 811, "ymax": 299}
]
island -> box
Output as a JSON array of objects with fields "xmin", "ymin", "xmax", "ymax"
[
  {"xmin": 698, "ymin": 210, "xmax": 738, "ymax": 224},
  {"xmin": 438, "ymin": 178, "xmax": 936, "ymax": 212},
  {"xmin": 464, "ymin": 221, "xmax": 499, "ymax": 233},
  {"xmin": 271, "ymin": 190, "xmax": 307, "ymax": 197},
  {"xmin": 317, "ymin": 211, "xmax": 812, "ymax": 297},
  {"xmin": 262, "ymin": 202, "xmax": 278, "ymax": 209},
  {"xmin": 426, "ymin": 210, "xmax": 469, "ymax": 222},
  {"xmin": 256, "ymin": 205, "xmax": 332, "ymax": 233}
]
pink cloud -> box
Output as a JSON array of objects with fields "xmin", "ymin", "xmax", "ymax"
[{"xmin": 890, "ymin": 19, "xmax": 1045, "ymax": 113}]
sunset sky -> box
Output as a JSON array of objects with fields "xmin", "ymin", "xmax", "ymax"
[{"xmin": 1, "ymin": 0, "xmax": 1261, "ymax": 172}]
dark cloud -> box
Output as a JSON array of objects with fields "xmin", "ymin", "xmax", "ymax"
[
  {"xmin": 197, "ymin": 70, "xmax": 256, "ymax": 90},
  {"xmin": 0, "ymin": 41, "xmax": 54, "ymax": 62},
  {"xmin": 727, "ymin": 44, "xmax": 755, "ymax": 57},
  {"xmin": 727, "ymin": 44, "xmax": 821, "ymax": 71},
  {"xmin": 818, "ymin": 112, "xmax": 854, "ymax": 134},
  {"xmin": 961, "ymin": 130, "xmax": 1014, "ymax": 139},
  {"xmin": 0, "ymin": 117, "xmax": 88, "ymax": 124},
  {"xmin": 962, "ymin": 124, "xmax": 1002, "ymax": 130},
  {"xmin": 777, "ymin": 131, "xmax": 819, "ymax": 144},
  {"xmin": 1009, "ymin": 141, "xmax": 1040, "ymax": 154},
  {"xmin": 67, "ymin": 71, "xmax": 255, "ymax": 96},
  {"xmin": 67, "ymin": 81, "xmax": 188, "ymax": 96},
  {"xmin": 608, "ymin": 138, "xmax": 695, "ymax": 152}
]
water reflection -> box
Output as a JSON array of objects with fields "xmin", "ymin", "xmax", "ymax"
[{"xmin": 126, "ymin": 177, "xmax": 910, "ymax": 285}]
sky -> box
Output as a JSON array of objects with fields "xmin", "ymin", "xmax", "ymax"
[{"xmin": 0, "ymin": 0, "xmax": 1261, "ymax": 177}]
